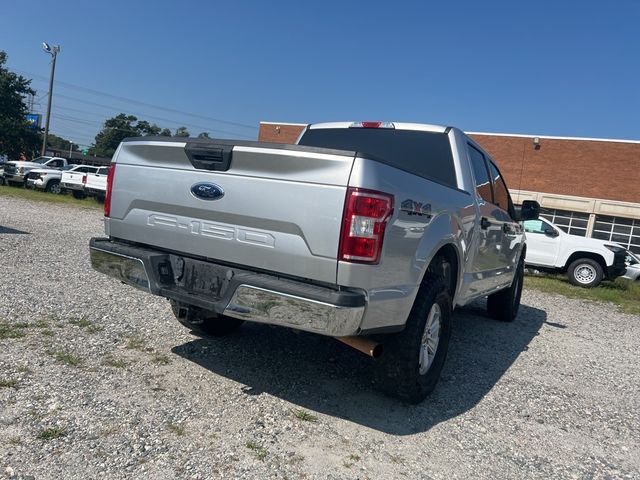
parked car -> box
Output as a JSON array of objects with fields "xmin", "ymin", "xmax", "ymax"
[
  {"xmin": 522, "ymin": 217, "xmax": 627, "ymax": 287},
  {"xmin": 26, "ymin": 164, "xmax": 83, "ymax": 194},
  {"xmin": 623, "ymin": 251, "xmax": 640, "ymax": 281},
  {"xmin": 90, "ymin": 121, "xmax": 540, "ymax": 403},
  {"xmin": 61, "ymin": 165, "xmax": 99, "ymax": 198},
  {"xmin": 83, "ymin": 167, "xmax": 109, "ymax": 200},
  {"xmin": 3, "ymin": 156, "xmax": 69, "ymax": 186},
  {"xmin": 0, "ymin": 158, "xmax": 6, "ymax": 185}
]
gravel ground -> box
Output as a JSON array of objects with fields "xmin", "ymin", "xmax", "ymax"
[{"xmin": 1, "ymin": 195, "xmax": 639, "ymax": 480}]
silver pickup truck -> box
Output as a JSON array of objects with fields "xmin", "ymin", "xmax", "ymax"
[{"xmin": 90, "ymin": 121, "xmax": 539, "ymax": 403}]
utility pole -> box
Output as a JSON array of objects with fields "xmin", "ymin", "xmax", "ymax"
[{"xmin": 41, "ymin": 42, "xmax": 60, "ymax": 156}]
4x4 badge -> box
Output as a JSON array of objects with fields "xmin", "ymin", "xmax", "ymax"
[{"xmin": 401, "ymin": 199, "xmax": 432, "ymax": 218}]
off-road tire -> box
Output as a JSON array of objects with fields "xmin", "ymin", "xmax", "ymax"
[
  {"xmin": 373, "ymin": 276, "xmax": 452, "ymax": 404},
  {"xmin": 72, "ymin": 190, "xmax": 86, "ymax": 199},
  {"xmin": 487, "ymin": 257, "xmax": 524, "ymax": 322},
  {"xmin": 567, "ymin": 258, "xmax": 603, "ymax": 288},
  {"xmin": 170, "ymin": 300, "xmax": 244, "ymax": 337}
]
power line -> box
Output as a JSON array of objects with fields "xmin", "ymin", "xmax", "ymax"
[
  {"xmin": 17, "ymin": 69, "xmax": 258, "ymax": 131},
  {"xmin": 51, "ymin": 94, "xmax": 255, "ymax": 139}
]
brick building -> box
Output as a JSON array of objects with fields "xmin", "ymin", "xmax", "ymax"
[{"xmin": 258, "ymin": 121, "xmax": 640, "ymax": 254}]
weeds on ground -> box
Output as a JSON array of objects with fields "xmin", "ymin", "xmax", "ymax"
[
  {"xmin": 166, "ymin": 423, "xmax": 185, "ymax": 436},
  {"xmin": 37, "ymin": 427, "xmax": 68, "ymax": 440},
  {"xmin": 125, "ymin": 335, "xmax": 152, "ymax": 352},
  {"xmin": 103, "ymin": 355, "xmax": 127, "ymax": 369},
  {"xmin": 51, "ymin": 351, "xmax": 83, "ymax": 367},
  {"xmin": 0, "ymin": 321, "xmax": 27, "ymax": 340},
  {"xmin": 0, "ymin": 379, "xmax": 19, "ymax": 388},
  {"xmin": 151, "ymin": 354, "xmax": 171, "ymax": 365},
  {"xmin": 246, "ymin": 440, "xmax": 268, "ymax": 461},
  {"xmin": 8, "ymin": 437, "xmax": 22, "ymax": 446},
  {"xmin": 525, "ymin": 275, "xmax": 640, "ymax": 315},
  {"xmin": 69, "ymin": 316, "xmax": 92, "ymax": 328},
  {"xmin": 293, "ymin": 409, "xmax": 318, "ymax": 422}
]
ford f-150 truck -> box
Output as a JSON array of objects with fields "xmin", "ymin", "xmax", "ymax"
[
  {"xmin": 522, "ymin": 217, "xmax": 627, "ymax": 287},
  {"xmin": 90, "ymin": 121, "xmax": 539, "ymax": 403}
]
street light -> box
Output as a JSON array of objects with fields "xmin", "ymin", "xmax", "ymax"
[{"xmin": 41, "ymin": 42, "xmax": 60, "ymax": 156}]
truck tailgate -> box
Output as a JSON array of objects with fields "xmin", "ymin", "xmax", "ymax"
[{"xmin": 107, "ymin": 138, "xmax": 357, "ymax": 284}]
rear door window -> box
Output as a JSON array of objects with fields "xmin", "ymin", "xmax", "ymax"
[
  {"xmin": 298, "ymin": 128, "xmax": 457, "ymax": 188},
  {"xmin": 467, "ymin": 144, "xmax": 493, "ymax": 203},
  {"xmin": 488, "ymin": 161, "xmax": 516, "ymax": 218}
]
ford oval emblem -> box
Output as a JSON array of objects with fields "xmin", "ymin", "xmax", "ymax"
[{"xmin": 190, "ymin": 182, "xmax": 225, "ymax": 201}]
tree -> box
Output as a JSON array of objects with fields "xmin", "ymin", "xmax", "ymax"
[
  {"xmin": 159, "ymin": 128, "xmax": 172, "ymax": 137},
  {"xmin": 93, "ymin": 114, "xmax": 166, "ymax": 157},
  {"xmin": 197, "ymin": 132, "xmax": 210, "ymax": 139},
  {"xmin": 174, "ymin": 127, "xmax": 190, "ymax": 137},
  {"xmin": 41, "ymin": 133, "xmax": 78, "ymax": 152},
  {"xmin": 0, "ymin": 51, "xmax": 40, "ymax": 158},
  {"xmin": 136, "ymin": 120, "xmax": 162, "ymax": 136}
]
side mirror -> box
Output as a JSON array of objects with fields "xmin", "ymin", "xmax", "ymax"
[
  {"xmin": 519, "ymin": 200, "xmax": 540, "ymax": 221},
  {"xmin": 544, "ymin": 227, "xmax": 559, "ymax": 237}
]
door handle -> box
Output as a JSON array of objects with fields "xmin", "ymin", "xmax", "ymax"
[{"xmin": 481, "ymin": 217, "xmax": 491, "ymax": 230}]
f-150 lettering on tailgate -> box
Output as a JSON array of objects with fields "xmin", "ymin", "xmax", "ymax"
[{"xmin": 147, "ymin": 214, "xmax": 275, "ymax": 248}]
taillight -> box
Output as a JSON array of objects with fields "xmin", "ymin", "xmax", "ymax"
[
  {"xmin": 82, "ymin": 174, "xmax": 87, "ymax": 185},
  {"xmin": 104, "ymin": 164, "xmax": 116, "ymax": 217},
  {"xmin": 349, "ymin": 121, "xmax": 395, "ymax": 129},
  {"xmin": 339, "ymin": 188, "xmax": 394, "ymax": 264}
]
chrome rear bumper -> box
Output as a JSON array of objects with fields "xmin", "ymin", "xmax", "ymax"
[{"xmin": 89, "ymin": 238, "xmax": 366, "ymax": 337}]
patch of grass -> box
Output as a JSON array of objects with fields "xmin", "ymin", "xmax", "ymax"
[
  {"xmin": 69, "ymin": 316, "xmax": 92, "ymax": 328},
  {"xmin": 40, "ymin": 329, "xmax": 55, "ymax": 337},
  {"xmin": 246, "ymin": 440, "xmax": 267, "ymax": 461},
  {"xmin": 125, "ymin": 335, "xmax": 151, "ymax": 352},
  {"xmin": 166, "ymin": 423, "xmax": 185, "ymax": 436},
  {"xmin": 37, "ymin": 427, "xmax": 68, "ymax": 440},
  {"xmin": 16, "ymin": 365, "xmax": 32, "ymax": 373},
  {"xmin": 0, "ymin": 379, "xmax": 19, "ymax": 389},
  {"xmin": 525, "ymin": 275, "xmax": 640, "ymax": 315},
  {"xmin": 52, "ymin": 351, "xmax": 83, "ymax": 367},
  {"xmin": 86, "ymin": 324, "xmax": 104, "ymax": 333},
  {"xmin": 348, "ymin": 454, "xmax": 360, "ymax": 461},
  {"xmin": 0, "ymin": 184, "xmax": 102, "ymax": 210},
  {"xmin": 103, "ymin": 356, "xmax": 127, "ymax": 369},
  {"xmin": 8, "ymin": 437, "xmax": 22, "ymax": 446},
  {"xmin": 151, "ymin": 354, "xmax": 171, "ymax": 365},
  {"xmin": 293, "ymin": 409, "xmax": 318, "ymax": 422},
  {"xmin": 0, "ymin": 321, "xmax": 27, "ymax": 340}
]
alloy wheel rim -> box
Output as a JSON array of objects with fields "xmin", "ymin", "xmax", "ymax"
[{"xmin": 419, "ymin": 303, "xmax": 442, "ymax": 375}]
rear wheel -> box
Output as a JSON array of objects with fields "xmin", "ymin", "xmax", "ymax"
[
  {"xmin": 487, "ymin": 257, "xmax": 524, "ymax": 322},
  {"xmin": 72, "ymin": 190, "xmax": 86, "ymax": 199},
  {"xmin": 567, "ymin": 258, "xmax": 603, "ymax": 288},
  {"xmin": 170, "ymin": 300, "xmax": 244, "ymax": 337},
  {"xmin": 373, "ymin": 276, "xmax": 452, "ymax": 404}
]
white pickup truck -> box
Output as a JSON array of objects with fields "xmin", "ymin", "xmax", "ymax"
[
  {"xmin": 61, "ymin": 165, "xmax": 99, "ymax": 198},
  {"xmin": 522, "ymin": 217, "xmax": 627, "ymax": 287},
  {"xmin": 83, "ymin": 167, "xmax": 108, "ymax": 200},
  {"xmin": 3, "ymin": 156, "xmax": 69, "ymax": 186}
]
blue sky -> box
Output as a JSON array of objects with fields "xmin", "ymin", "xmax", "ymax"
[{"xmin": 2, "ymin": 1, "xmax": 639, "ymax": 148}]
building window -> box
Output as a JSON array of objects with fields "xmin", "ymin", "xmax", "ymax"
[
  {"xmin": 593, "ymin": 215, "xmax": 640, "ymax": 254},
  {"xmin": 539, "ymin": 208, "xmax": 589, "ymax": 237}
]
